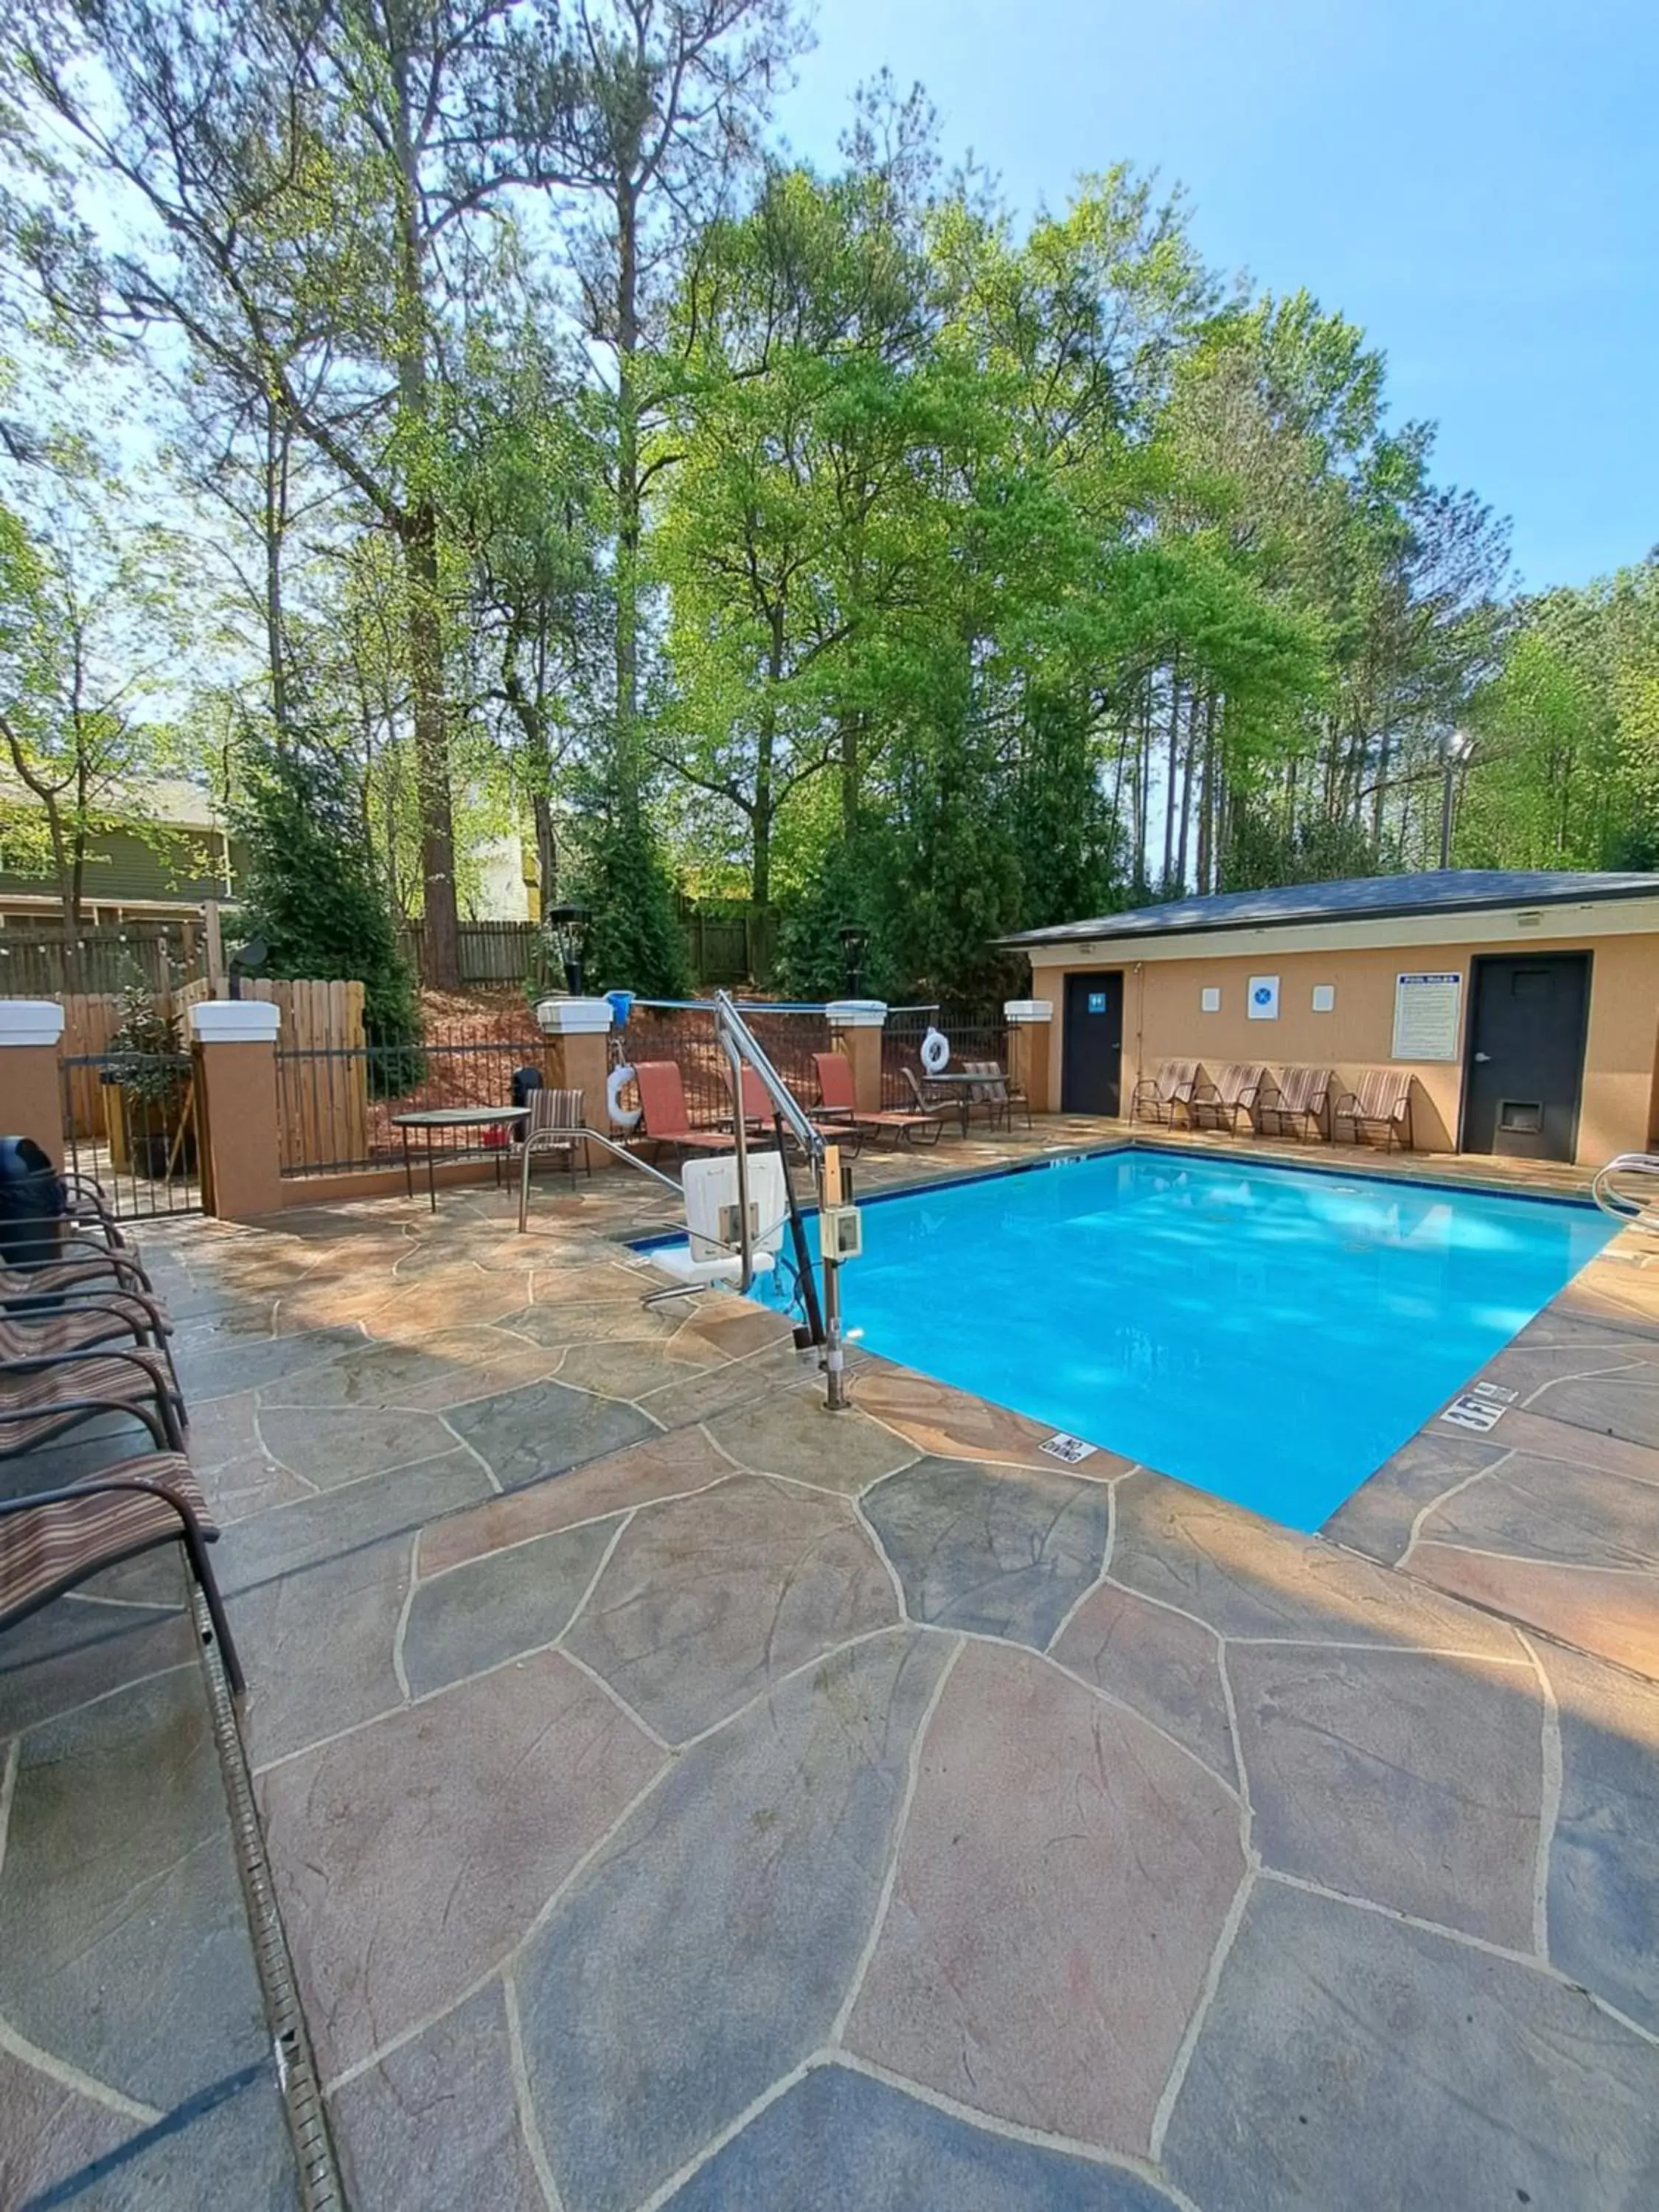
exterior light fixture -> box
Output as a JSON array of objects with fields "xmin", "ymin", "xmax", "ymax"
[{"xmin": 544, "ymin": 902, "xmax": 591, "ymax": 995}]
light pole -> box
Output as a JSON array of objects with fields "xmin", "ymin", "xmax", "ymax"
[{"xmin": 1439, "ymin": 731, "xmax": 1470, "ymax": 870}]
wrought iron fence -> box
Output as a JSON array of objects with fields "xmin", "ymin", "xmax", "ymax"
[
  {"xmin": 60, "ymin": 1050, "xmax": 203, "ymax": 1220},
  {"xmin": 620, "ymin": 1001, "xmax": 832, "ymax": 1130},
  {"xmin": 276, "ymin": 1033, "xmax": 543, "ymax": 1177},
  {"xmin": 882, "ymin": 1004, "xmax": 1011, "ymax": 1109}
]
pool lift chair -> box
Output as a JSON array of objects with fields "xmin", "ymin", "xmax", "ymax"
[{"xmin": 574, "ymin": 993, "xmax": 861, "ymax": 1411}]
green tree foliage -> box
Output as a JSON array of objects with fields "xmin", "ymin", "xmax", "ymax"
[
  {"xmin": 574, "ymin": 798, "xmax": 691, "ymax": 998},
  {"xmin": 0, "ymin": 14, "xmax": 1635, "ymax": 1014},
  {"xmin": 230, "ymin": 732, "xmax": 423, "ymax": 1064}
]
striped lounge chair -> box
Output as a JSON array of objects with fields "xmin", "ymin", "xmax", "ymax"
[
  {"xmin": 0, "ymin": 1455, "xmax": 243, "ymax": 1694},
  {"xmin": 1189, "ymin": 1062, "xmax": 1267, "ymax": 1135},
  {"xmin": 1334, "ymin": 1068, "xmax": 1414, "ymax": 1150},
  {"xmin": 1130, "ymin": 1060, "xmax": 1200, "ymax": 1127},
  {"xmin": 0, "ymin": 1343, "xmax": 185, "ymax": 1458},
  {"xmin": 1256, "ymin": 1065, "xmax": 1333, "ymax": 1142}
]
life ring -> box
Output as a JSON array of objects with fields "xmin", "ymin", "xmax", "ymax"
[
  {"xmin": 920, "ymin": 1026, "xmax": 950, "ymax": 1075},
  {"xmin": 607, "ymin": 1063, "xmax": 642, "ymax": 1132}
]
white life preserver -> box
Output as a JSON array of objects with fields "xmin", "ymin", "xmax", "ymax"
[
  {"xmin": 920, "ymin": 1026, "xmax": 950, "ymax": 1075},
  {"xmin": 607, "ymin": 1062, "xmax": 642, "ymax": 1132}
]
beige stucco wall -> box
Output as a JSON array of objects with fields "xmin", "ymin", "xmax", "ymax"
[{"xmin": 1032, "ymin": 928, "xmax": 1659, "ymax": 1165}]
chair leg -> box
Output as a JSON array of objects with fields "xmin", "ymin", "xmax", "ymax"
[
  {"xmin": 181, "ymin": 1524, "xmax": 245, "ymax": 1696},
  {"xmin": 519, "ymin": 1138, "xmax": 533, "ymax": 1233}
]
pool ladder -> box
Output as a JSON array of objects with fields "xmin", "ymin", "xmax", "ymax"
[{"xmin": 1591, "ymin": 1153, "xmax": 1659, "ymax": 1234}]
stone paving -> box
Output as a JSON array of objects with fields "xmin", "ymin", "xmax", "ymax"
[{"xmin": 3, "ymin": 1119, "xmax": 1659, "ymax": 2209}]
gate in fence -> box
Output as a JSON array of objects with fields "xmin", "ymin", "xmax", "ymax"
[{"xmin": 60, "ymin": 1049, "xmax": 204, "ymax": 1220}]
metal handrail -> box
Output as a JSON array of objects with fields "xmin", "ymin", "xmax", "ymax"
[
  {"xmin": 1592, "ymin": 1152, "xmax": 1659, "ymax": 1231},
  {"xmin": 713, "ymin": 992, "xmax": 824, "ymax": 1158}
]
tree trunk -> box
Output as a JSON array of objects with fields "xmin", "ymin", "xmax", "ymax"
[
  {"xmin": 264, "ymin": 405, "xmax": 291, "ymax": 737},
  {"xmin": 1161, "ymin": 663, "xmax": 1181, "ymax": 890},
  {"xmin": 533, "ymin": 793, "xmax": 557, "ymax": 909},
  {"xmin": 753, "ymin": 608, "xmax": 785, "ymax": 906},
  {"xmin": 613, "ymin": 177, "xmax": 642, "ymax": 812},
  {"xmin": 404, "ymin": 504, "xmax": 459, "ymax": 988},
  {"xmin": 390, "ymin": 31, "xmax": 459, "ymax": 987}
]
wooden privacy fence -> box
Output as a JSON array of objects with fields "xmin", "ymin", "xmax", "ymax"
[
  {"xmin": 0, "ymin": 920, "xmax": 204, "ymax": 998},
  {"xmin": 176, "ymin": 978, "xmax": 369, "ymax": 1172},
  {"xmin": 399, "ymin": 919, "xmax": 543, "ymax": 987}
]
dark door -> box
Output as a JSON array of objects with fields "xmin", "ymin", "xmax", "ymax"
[
  {"xmin": 1062, "ymin": 972, "xmax": 1124, "ymax": 1115},
  {"xmin": 1461, "ymin": 953, "xmax": 1590, "ymax": 1161}
]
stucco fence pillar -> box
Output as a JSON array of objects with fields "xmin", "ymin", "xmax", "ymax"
[
  {"xmin": 537, "ymin": 996, "xmax": 614, "ymax": 1169},
  {"xmin": 1004, "ymin": 998, "xmax": 1055, "ymax": 1114},
  {"xmin": 827, "ymin": 1000, "xmax": 887, "ymax": 1113},
  {"xmin": 0, "ymin": 1000, "xmax": 67, "ymax": 1169},
  {"xmin": 189, "ymin": 999, "xmax": 286, "ymax": 1221}
]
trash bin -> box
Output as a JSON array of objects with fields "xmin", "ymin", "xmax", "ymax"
[
  {"xmin": 511, "ymin": 1066, "xmax": 545, "ymax": 1107},
  {"xmin": 0, "ymin": 1134, "xmax": 69, "ymax": 1310}
]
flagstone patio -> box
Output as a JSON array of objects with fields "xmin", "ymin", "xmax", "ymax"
[{"xmin": 4, "ymin": 1120, "xmax": 1659, "ymax": 2210}]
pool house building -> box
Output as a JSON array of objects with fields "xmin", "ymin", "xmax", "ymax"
[{"xmin": 1003, "ymin": 868, "xmax": 1659, "ymax": 1165}]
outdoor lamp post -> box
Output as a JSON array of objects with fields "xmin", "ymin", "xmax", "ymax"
[
  {"xmin": 838, "ymin": 924, "xmax": 869, "ymax": 998},
  {"xmin": 545, "ymin": 902, "xmax": 591, "ymax": 995},
  {"xmin": 1439, "ymin": 730, "xmax": 1470, "ymax": 869}
]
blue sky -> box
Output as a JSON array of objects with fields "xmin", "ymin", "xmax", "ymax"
[{"xmin": 778, "ymin": 0, "xmax": 1657, "ymax": 593}]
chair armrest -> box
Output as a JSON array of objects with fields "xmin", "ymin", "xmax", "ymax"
[
  {"xmin": 1332, "ymin": 1091, "xmax": 1360, "ymax": 1116},
  {"xmin": 1189, "ymin": 1081, "xmax": 1220, "ymax": 1106}
]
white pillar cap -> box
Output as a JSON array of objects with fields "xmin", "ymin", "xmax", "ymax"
[
  {"xmin": 0, "ymin": 1001, "xmax": 67, "ymax": 1046},
  {"xmin": 536, "ymin": 996, "xmax": 614, "ymax": 1035},
  {"xmin": 1004, "ymin": 999, "xmax": 1054, "ymax": 1024},
  {"xmin": 189, "ymin": 1000, "xmax": 281, "ymax": 1043},
  {"xmin": 827, "ymin": 999, "xmax": 887, "ymax": 1029}
]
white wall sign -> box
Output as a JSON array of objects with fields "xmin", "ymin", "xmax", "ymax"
[
  {"xmin": 1247, "ymin": 975, "xmax": 1280, "ymax": 1020},
  {"xmin": 1312, "ymin": 984, "xmax": 1336, "ymax": 1013},
  {"xmin": 1392, "ymin": 971, "xmax": 1463, "ymax": 1062},
  {"xmin": 1200, "ymin": 986, "xmax": 1221, "ymax": 1013}
]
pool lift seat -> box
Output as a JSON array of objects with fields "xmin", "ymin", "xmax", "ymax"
[{"xmin": 649, "ymin": 1151, "xmax": 787, "ymax": 1289}]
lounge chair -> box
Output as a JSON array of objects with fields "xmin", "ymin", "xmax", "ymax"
[
  {"xmin": 1256, "ymin": 1065, "xmax": 1332, "ymax": 1142},
  {"xmin": 516, "ymin": 1085, "xmax": 591, "ymax": 1231},
  {"xmin": 736, "ymin": 1067, "xmax": 862, "ymax": 1158},
  {"xmin": 632, "ymin": 1061, "xmax": 735, "ymax": 1163},
  {"xmin": 1189, "ymin": 1062, "xmax": 1267, "ymax": 1135},
  {"xmin": 814, "ymin": 1052, "xmax": 943, "ymax": 1147},
  {"xmin": 1334, "ymin": 1068, "xmax": 1414, "ymax": 1151},
  {"xmin": 0, "ymin": 1454, "xmax": 243, "ymax": 1695},
  {"xmin": 0, "ymin": 1342, "xmax": 185, "ymax": 1459},
  {"xmin": 1130, "ymin": 1060, "xmax": 1200, "ymax": 1127},
  {"xmin": 1, "ymin": 1288, "xmax": 180, "ymax": 1394}
]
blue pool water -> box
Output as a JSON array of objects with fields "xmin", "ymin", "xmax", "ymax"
[{"xmin": 745, "ymin": 1151, "xmax": 1615, "ymax": 1531}]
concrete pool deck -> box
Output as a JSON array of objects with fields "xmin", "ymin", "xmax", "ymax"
[{"xmin": 3, "ymin": 1118, "xmax": 1658, "ymax": 2208}]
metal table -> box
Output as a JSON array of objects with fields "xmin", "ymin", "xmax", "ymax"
[{"xmin": 392, "ymin": 1106, "xmax": 530, "ymax": 1211}]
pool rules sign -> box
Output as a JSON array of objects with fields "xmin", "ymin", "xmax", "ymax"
[{"xmin": 1392, "ymin": 971, "xmax": 1462, "ymax": 1061}]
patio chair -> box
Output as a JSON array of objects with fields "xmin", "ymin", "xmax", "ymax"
[
  {"xmin": 633, "ymin": 1061, "xmax": 736, "ymax": 1163},
  {"xmin": 735, "ymin": 1067, "xmax": 862, "ymax": 1158},
  {"xmin": 517, "ymin": 1085, "xmax": 591, "ymax": 1231},
  {"xmin": 1, "ymin": 1286, "xmax": 180, "ymax": 1395},
  {"xmin": 0, "ymin": 1454, "xmax": 243, "ymax": 1695},
  {"xmin": 963, "ymin": 1059, "xmax": 1020, "ymax": 1133},
  {"xmin": 1334, "ymin": 1067, "xmax": 1415, "ymax": 1151},
  {"xmin": 814, "ymin": 1053, "xmax": 943, "ymax": 1147},
  {"xmin": 1130, "ymin": 1060, "xmax": 1200, "ymax": 1127},
  {"xmin": 0, "ymin": 1342, "xmax": 185, "ymax": 1459},
  {"xmin": 1189, "ymin": 1062, "xmax": 1267, "ymax": 1135},
  {"xmin": 1255, "ymin": 1065, "xmax": 1332, "ymax": 1142}
]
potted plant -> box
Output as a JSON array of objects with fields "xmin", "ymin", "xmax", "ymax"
[{"xmin": 102, "ymin": 981, "xmax": 195, "ymax": 1179}]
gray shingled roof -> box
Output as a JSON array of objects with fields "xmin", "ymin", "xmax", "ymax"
[{"xmin": 1000, "ymin": 869, "xmax": 1659, "ymax": 947}]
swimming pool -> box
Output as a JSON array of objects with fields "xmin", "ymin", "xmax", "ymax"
[{"xmin": 745, "ymin": 1150, "xmax": 1615, "ymax": 1531}]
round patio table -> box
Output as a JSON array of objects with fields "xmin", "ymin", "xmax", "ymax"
[{"xmin": 391, "ymin": 1105, "xmax": 530, "ymax": 1211}]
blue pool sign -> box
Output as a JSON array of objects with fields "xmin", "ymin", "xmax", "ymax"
[
  {"xmin": 1247, "ymin": 974, "xmax": 1281, "ymax": 1020},
  {"xmin": 1088, "ymin": 990, "xmax": 1107, "ymax": 1014}
]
